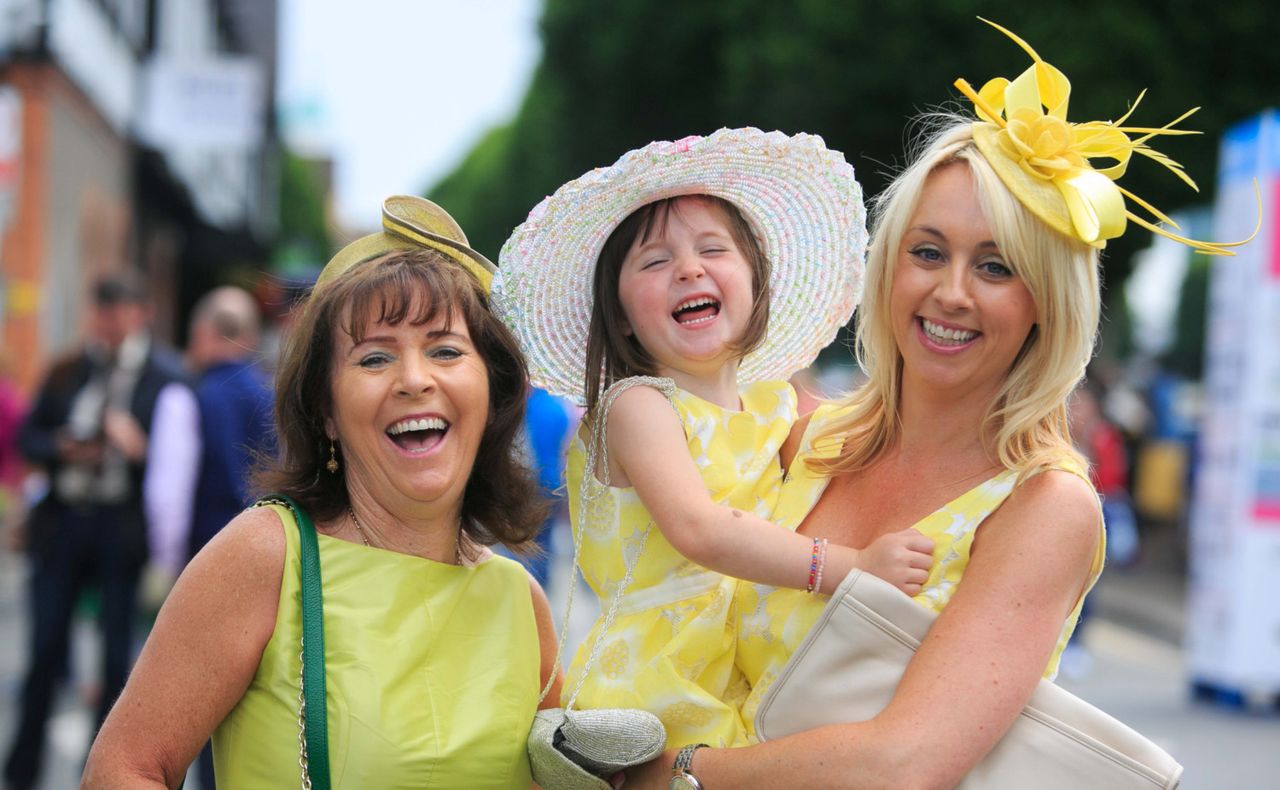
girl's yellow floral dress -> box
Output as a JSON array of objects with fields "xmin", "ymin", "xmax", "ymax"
[
  {"xmin": 735, "ymin": 402, "xmax": 1106, "ymax": 740},
  {"xmin": 563, "ymin": 379, "xmax": 796, "ymax": 748}
]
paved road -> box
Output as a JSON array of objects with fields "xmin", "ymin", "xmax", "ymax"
[
  {"xmin": 1059, "ymin": 619, "xmax": 1280, "ymax": 789},
  {"xmin": 2, "ymin": 522, "xmax": 1277, "ymax": 789}
]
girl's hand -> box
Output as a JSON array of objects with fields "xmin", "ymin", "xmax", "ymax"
[{"xmin": 851, "ymin": 527, "xmax": 935, "ymax": 595}]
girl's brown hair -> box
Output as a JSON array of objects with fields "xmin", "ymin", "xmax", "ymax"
[{"xmin": 582, "ymin": 195, "xmax": 771, "ymax": 414}]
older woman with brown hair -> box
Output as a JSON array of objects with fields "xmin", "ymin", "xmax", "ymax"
[{"xmin": 83, "ymin": 197, "xmax": 563, "ymax": 788}]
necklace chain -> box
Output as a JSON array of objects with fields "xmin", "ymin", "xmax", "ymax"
[
  {"xmin": 347, "ymin": 506, "xmax": 372, "ymax": 546},
  {"xmin": 347, "ymin": 505, "xmax": 464, "ymax": 565}
]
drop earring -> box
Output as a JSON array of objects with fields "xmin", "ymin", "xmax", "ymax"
[{"xmin": 326, "ymin": 440, "xmax": 340, "ymax": 474}]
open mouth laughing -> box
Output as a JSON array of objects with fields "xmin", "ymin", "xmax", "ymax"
[
  {"xmin": 386, "ymin": 416, "xmax": 449, "ymax": 453},
  {"xmin": 672, "ymin": 296, "xmax": 721, "ymax": 326}
]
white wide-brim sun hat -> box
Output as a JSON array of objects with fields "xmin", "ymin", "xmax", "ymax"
[{"xmin": 493, "ymin": 127, "xmax": 867, "ymax": 403}]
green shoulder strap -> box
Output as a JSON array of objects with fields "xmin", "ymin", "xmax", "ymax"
[{"xmin": 257, "ymin": 495, "xmax": 331, "ymax": 790}]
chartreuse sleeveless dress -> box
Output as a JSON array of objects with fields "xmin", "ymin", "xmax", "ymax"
[
  {"xmin": 563, "ymin": 379, "xmax": 797, "ymax": 749},
  {"xmin": 212, "ymin": 502, "xmax": 540, "ymax": 787},
  {"xmin": 735, "ymin": 402, "xmax": 1106, "ymax": 740}
]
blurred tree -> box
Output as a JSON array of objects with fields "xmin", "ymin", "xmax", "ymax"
[
  {"xmin": 275, "ymin": 148, "xmax": 332, "ymax": 266},
  {"xmin": 429, "ymin": 0, "xmax": 1277, "ymax": 288},
  {"xmin": 1100, "ymin": 288, "xmax": 1136, "ymax": 363},
  {"xmin": 1160, "ymin": 254, "xmax": 1211, "ymax": 379}
]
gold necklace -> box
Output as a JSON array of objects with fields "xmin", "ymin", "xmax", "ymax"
[
  {"xmin": 347, "ymin": 506, "xmax": 372, "ymax": 546},
  {"xmin": 347, "ymin": 506, "xmax": 464, "ymax": 565}
]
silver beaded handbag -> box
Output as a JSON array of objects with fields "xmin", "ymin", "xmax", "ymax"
[{"xmin": 527, "ymin": 378, "xmax": 673, "ymax": 790}]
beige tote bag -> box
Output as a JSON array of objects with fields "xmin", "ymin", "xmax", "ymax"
[{"xmin": 755, "ymin": 570, "xmax": 1183, "ymax": 789}]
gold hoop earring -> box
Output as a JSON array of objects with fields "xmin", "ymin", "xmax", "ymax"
[{"xmin": 326, "ymin": 440, "xmax": 340, "ymax": 474}]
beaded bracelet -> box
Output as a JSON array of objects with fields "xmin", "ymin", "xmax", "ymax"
[
  {"xmin": 806, "ymin": 537, "xmax": 828, "ymax": 594},
  {"xmin": 812, "ymin": 538, "xmax": 829, "ymax": 595}
]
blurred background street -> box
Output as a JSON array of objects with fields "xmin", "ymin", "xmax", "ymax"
[{"xmin": 3, "ymin": 0, "xmax": 1279, "ymax": 787}]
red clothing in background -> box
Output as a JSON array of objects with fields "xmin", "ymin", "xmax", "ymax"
[
  {"xmin": 0, "ymin": 378, "xmax": 24, "ymax": 489},
  {"xmin": 1087, "ymin": 421, "xmax": 1128, "ymax": 496}
]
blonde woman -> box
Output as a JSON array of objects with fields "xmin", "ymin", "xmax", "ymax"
[{"xmin": 631, "ymin": 21, "xmax": 1244, "ymax": 789}]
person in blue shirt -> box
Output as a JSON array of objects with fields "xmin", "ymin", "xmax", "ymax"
[
  {"xmin": 522, "ymin": 385, "xmax": 572, "ymax": 586},
  {"xmin": 186, "ymin": 286, "xmax": 277, "ymax": 561}
]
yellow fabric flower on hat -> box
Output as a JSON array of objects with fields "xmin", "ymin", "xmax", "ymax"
[{"xmin": 955, "ymin": 18, "xmax": 1253, "ymax": 256}]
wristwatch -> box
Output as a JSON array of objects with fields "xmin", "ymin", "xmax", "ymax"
[{"xmin": 669, "ymin": 743, "xmax": 709, "ymax": 789}]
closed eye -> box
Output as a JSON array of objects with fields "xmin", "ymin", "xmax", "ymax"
[
  {"xmin": 357, "ymin": 352, "xmax": 393, "ymax": 369},
  {"xmin": 429, "ymin": 346, "xmax": 464, "ymax": 361}
]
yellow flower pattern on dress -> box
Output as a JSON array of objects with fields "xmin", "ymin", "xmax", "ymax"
[
  {"xmin": 734, "ymin": 402, "xmax": 1106, "ymax": 740},
  {"xmin": 563, "ymin": 380, "xmax": 797, "ymax": 748}
]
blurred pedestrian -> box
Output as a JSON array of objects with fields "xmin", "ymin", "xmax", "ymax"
[
  {"xmin": 1071, "ymin": 383, "xmax": 1140, "ymax": 566},
  {"xmin": 0, "ymin": 351, "xmax": 24, "ymax": 541},
  {"xmin": 521, "ymin": 385, "xmax": 572, "ymax": 586},
  {"xmin": 183, "ymin": 285, "xmax": 277, "ymax": 790},
  {"xmin": 3, "ymin": 273, "xmax": 197, "ymax": 790},
  {"xmin": 1060, "ymin": 382, "xmax": 1142, "ymax": 678},
  {"xmin": 185, "ymin": 285, "xmax": 276, "ymax": 560}
]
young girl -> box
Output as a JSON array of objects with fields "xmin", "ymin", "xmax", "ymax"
[{"xmin": 494, "ymin": 128, "xmax": 935, "ymax": 749}]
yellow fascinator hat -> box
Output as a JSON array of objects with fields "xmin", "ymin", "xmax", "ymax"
[
  {"xmin": 954, "ymin": 18, "xmax": 1253, "ymax": 256},
  {"xmin": 314, "ymin": 195, "xmax": 496, "ymax": 293}
]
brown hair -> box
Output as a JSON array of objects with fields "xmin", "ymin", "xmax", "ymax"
[
  {"xmin": 582, "ymin": 195, "xmax": 771, "ymax": 414},
  {"xmin": 254, "ymin": 248, "xmax": 547, "ymax": 551}
]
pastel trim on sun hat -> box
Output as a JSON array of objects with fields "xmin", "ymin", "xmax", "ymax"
[
  {"xmin": 492, "ymin": 128, "xmax": 867, "ymax": 403},
  {"xmin": 954, "ymin": 18, "xmax": 1254, "ymax": 256},
  {"xmin": 315, "ymin": 195, "xmax": 496, "ymax": 293}
]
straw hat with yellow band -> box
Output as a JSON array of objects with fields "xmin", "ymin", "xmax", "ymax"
[
  {"xmin": 314, "ymin": 195, "xmax": 496, "ymax": 294},
  {"xmin": 955, "ymin": 18, "xmax": 1255, "ymax": 256}
]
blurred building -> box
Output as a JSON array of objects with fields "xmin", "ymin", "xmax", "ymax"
[{"xmin": 0, "ymin": 0, "xmax": 278, "ymax": 394}]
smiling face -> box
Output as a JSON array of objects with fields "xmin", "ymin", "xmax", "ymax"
[
  {"xmin": 890, "ymin": 162, "xmax": 1038, "ymax": 401},
  {"xmin": 613, "ymin": 196, "xmax": 758, "ymax": 387},
  {"xmin": 326, "ymin": 297, "xmax": 490, "ymax": 518}
]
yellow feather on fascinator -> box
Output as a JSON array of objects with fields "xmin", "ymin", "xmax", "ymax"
[
  {"xmin": 954, "ymin": 18, "xmax": 1255, "ymax": 256},
  {"xmin": 314, "ymin": 195, "xmax": 496, "ymax": 293}
]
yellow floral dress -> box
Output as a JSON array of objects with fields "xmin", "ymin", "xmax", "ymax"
[
  {"xmin": 563, "ymin": 378, "xmax": 796, "ymax": 748},
  {"xmin": 735, "ymin": 402, "xmax": 1106, "ymax": 740}
]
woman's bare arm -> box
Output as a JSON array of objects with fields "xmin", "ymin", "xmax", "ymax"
[
  {"xmin": 81, "ymin": 506, "xmax": 286, "ymax": 788},
  {"xmin": 529, "ymin": 575, "xmax": 565, "ymax": 710},
  {"xmin": 627, "ymin": 469, "xmax": 1100, "ymax": 790}
]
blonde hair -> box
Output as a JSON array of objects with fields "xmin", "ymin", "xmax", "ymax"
[{"xmin": 814, "ymin": 119, "xmax": 1097, "ymax": 482}]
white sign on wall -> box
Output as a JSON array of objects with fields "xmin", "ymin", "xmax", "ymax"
[{"xmin": 135, "ymin": 56, "xmax": 265, "ymax": 150}]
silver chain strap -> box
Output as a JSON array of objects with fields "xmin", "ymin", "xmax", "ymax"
[
  {"xmin": 297, "ymin": 638, "xmax": 312, "ymax": 790},
  {"xmin": 537, "ymin": 376, "xmax": 677, "ymax": 709}
]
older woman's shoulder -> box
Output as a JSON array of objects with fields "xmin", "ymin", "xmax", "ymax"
[{"xmin": 191, "ymin": 505, "xmax": 289, "ymax": 583}]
